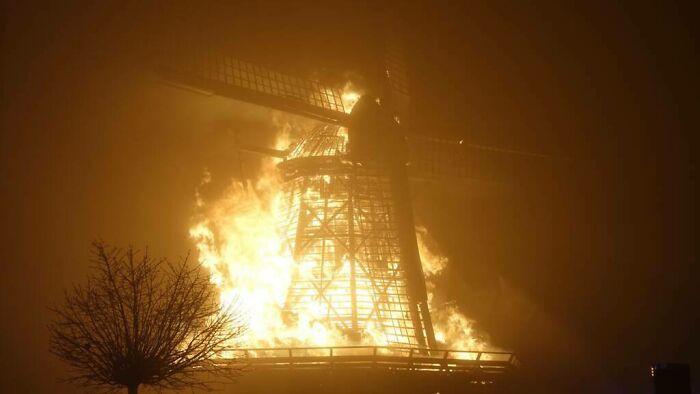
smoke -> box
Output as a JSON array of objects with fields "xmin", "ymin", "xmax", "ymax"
[{"xmin": 417, "ymin": 225, "xmax": 494, "ymax": 351}]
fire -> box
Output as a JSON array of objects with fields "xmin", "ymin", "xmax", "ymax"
[
  {"xmin": 341, "ymin": 81, "xmax": 362, "ymax": 113},
  {"xmin": 416, "ymin": 226, "xmax": 490, "ymax": 352},
  {"xmin": 190, "ymin": 117, "xmax": 490, "ymax": 352},
  {"xmin": 190, "ymin": 151, "xmax": 356, "ymax": 347}
]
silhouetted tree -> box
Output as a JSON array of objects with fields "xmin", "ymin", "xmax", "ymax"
[{"xmin": 49, "ymin": 242, "xmax": 245, "ymax": 393}]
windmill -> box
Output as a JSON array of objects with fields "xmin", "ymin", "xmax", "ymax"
[{"xmin": 154, "ymin": 6, "xmax": 542, "ymax": 370}]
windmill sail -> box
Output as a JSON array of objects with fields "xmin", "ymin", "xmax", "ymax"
[
  {"xmin": 373, "ymin": 10, "xmax": 556, "ymax": 185},
  {"xmin": 157, "ymin": 42, "xmax": 350, "ymax": 125},
  {"xmin": 377, "ymin": 9, "xmax": 412, "ymax": 126},
  {"xmin": 406, "ymin": 135, "xmax": 556, "ymax": 183}
]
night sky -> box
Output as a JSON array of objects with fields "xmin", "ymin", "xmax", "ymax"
[{"xmin": 1, "ymin": 1, "xmax": 697, "ymax": 393}]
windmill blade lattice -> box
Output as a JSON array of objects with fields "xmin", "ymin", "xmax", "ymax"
[
  {"xmin": 406, "ymin": 135, "xmax": 556, "ymax": 183},
  {"xmin": 158, "ymin": 41, "xmax": 350, "ymax": 125}
]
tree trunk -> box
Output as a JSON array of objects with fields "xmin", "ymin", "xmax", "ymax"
[{"xmin": 127, "ymin": 383, "xmax": 138, "ymax": 394}]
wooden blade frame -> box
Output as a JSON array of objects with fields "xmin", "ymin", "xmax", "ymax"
[
  {"xmin": 379, "ymin": 12, "xmax": 412, "ymax": 126},
  {"xmin": 406, "ymin": 136, "xmax": 555, "ymax": 183},
  {"xmin": 157, "ymin": 41, "xmax": 350, "ymax": 125}
]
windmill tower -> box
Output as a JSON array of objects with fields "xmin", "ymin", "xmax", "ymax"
[{"xmin": 156, "ymin": 9, "xmax": 550, "ymax": 356}]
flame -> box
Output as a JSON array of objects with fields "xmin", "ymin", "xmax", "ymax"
[
  {"xmin": 190, "ymin": 158, "xmax": 339, "ymax": 347},
  {"xmin": 341, "ymin": 82, "xmax": 362, "ymax": 113},
  {"xmin": 190, "ymin": 125, "xmax": 491, "ymax": 351},
  {"xmin": 416, "ymin": 226, "xmax": 490, "ymax": 353}
]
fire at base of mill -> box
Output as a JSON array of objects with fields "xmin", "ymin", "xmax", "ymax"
[{"xmin": 189, "ymin": 120, "xmax": 492, "ymax": 355}]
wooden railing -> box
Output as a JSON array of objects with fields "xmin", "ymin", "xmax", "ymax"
[{"xmin": 222, "ymin": 346, "xmax": 517, "ymax": 375}]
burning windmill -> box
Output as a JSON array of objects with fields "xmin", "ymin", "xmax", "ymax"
[{"xmin": 154, "ymin": 8, "xmax": 550, "ymax": 388}]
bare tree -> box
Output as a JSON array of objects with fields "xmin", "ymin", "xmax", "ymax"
[{"xmin": 49, "ymin": 242, "xmax": 245, "ymax": 393}]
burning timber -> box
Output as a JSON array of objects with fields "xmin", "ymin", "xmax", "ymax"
[
  {"xmin": 155, "ymin": 27, "xmax": 538, "ymax": 393},
  {"xmin": 279, "ymin": 124, "xmax": 433, "ymax": 347},
  {"xmin": 191, "ymin": 122, "xmax": 516, "ymax": 392}
]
